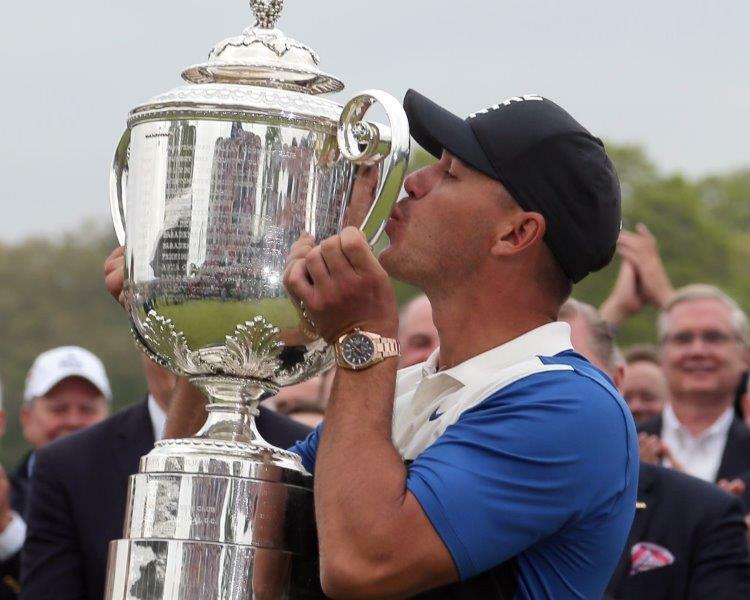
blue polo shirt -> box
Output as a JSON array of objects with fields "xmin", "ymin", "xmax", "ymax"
[{"xmin": 291, "ymin": 322, "xmax": 638, "ymax": 599}]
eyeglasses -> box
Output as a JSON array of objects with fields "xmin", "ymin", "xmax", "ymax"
[{"xmin": 662, "ymin": 329, "xmax": 740, "ymax": 347}]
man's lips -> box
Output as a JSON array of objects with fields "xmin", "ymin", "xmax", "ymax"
[
  {"xmin": 384, "ymin": 203, "xmax": 407, "ymax": 236},
  {"xmin": 679, "ymin": 365, "xmax": 718, "ymax": 375},
  {"xmin": 385, "ymin": 216, "xmax": 399, "ymax": 237}
]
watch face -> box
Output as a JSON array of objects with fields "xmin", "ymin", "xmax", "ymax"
[{"xmin": 342, "ymin": 332, "xmax": 375, "ymax": 367}]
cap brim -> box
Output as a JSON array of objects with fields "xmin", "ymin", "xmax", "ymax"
[
  {"xmin": 25, "ymin": 368, "xmax": 111, "ymax": 403},
  {"xmin": 403, "ymin": 89, "xmax": 497, "ymax": 179}
]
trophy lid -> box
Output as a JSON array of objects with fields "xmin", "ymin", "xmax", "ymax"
[{"xmin": 181, "ymin": 0, "xmax": 344, "ymax": 95}]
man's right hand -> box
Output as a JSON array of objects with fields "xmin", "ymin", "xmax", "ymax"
[
  {"xmin": 600, "ymin": 260, "xmax": 643, "ymax": 327},
  {"xmin": 104, "ymin": 246, "xmax": 126, "ymax": 307},
  {"xmin": 617, "ymin": 223, "xmax": 674, "ymax": 308},
  {"xmin": 0, "ymin": 466, "xmax": 13, "ymax": 533},
  {"xmin": 638, "ymin": 432, "xmax": 662, "ymax": 465}
]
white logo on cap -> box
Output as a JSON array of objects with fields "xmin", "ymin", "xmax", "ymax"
[
  {"xmin": 468, "ymin": 94, "xmax": 544, "ymax": 119},
  {"xmin": 60, "ymin": 354, "xmax": 84, "ymax": 369}
]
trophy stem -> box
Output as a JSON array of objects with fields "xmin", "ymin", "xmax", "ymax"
[{"xmin": 190, "ymin": 375, "xmax": 278, "ymax": 445}]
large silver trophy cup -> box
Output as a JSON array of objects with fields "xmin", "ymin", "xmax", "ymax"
[{"xmin": 105, "ymin": 1, "xmax": 409, "ymax": 597}]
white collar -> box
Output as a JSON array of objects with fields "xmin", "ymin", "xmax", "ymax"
[
  {"xmin": 419, "ymin": 321, "xmax": 573, "ymax": 387},
  {"xmin": 147, "ymin": 394, "xmax": 167, "ymax": 442},
  {"xmin": 663, "ymin": 403, "xmax": 734, "ymax": 441}
]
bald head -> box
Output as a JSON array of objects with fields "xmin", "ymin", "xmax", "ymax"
[{"xmin": 398, "ymin": 294, "xmax": 439, "ymax": 368}]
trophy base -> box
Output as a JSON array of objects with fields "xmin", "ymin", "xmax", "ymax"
[
  {"xmin": 105, "ymin": 415, "xmax": 323, "ymax": 599},
  {"xmin": 106, "ymin": 538, "xmax": 323, "ymax": 599}
]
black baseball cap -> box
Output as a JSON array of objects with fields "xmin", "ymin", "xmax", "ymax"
[{"xmin": 403, "ymin": 89, "xmax": 621, "ymax": 283}]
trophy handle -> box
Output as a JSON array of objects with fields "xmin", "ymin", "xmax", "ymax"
[
  {"xmin": 109, "ymin": 129, "xmax": 131, "ymax": 245},
  {"xmin": 337, "ymin": 90, "xmax": 410, "ymax": 245}
]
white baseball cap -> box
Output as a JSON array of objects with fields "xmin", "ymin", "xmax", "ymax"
[{"xmin": 24, "ymin": 346, "xmax": 112, "ymax": 404}]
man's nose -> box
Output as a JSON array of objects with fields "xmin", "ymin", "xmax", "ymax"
[
  {"xmin": 65, "ymin": 410, "xmax": 88, "ymax": 429},
  {"xmin": 403, "ymin": 171, "xmax": 418, "ymax": 198}
]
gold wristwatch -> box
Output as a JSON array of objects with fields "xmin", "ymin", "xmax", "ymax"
[{"xmin": 334, "ymin": 328, "xmax": 401, "ymax": 370}]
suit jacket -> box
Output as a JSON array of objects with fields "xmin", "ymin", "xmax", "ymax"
[
  {"xmin": 606, "ymin": 462, "xmax": 750, "ymax": 599},
  {"xmin": 20, "ymin": 399, "xmax": 311, "ymax": 600},
  {"xmin": 1, "ymin": 455, "xmax": 32, "ymax": 600},
  {"xmin": 639, "ymin": 414, "xmax": 750, "ymax": 483}
]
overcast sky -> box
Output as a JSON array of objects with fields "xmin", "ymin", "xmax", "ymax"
[{"xmin": 1, "ymin": 0, "xmax": 748, "ymax": 242}]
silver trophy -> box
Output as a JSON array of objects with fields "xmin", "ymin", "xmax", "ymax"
[{"xmin": 105, "ymin": 1, "xmax": 409, "ymax": 597}]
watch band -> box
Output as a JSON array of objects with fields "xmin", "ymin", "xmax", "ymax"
[{"xmin": 373, "ymin": 336, "xmax": 400, "ymax": 359}]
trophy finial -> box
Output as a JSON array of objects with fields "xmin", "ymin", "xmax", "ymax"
[{"xmin": 251, "ymin": 0, "xmax": 283, "ymax": 29}]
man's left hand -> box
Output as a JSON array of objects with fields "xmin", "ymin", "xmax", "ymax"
[{"xmin": 283, "ymin": 226, "xmax": 398, "ymax": 343}]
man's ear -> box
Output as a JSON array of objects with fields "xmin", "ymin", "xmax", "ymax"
[
  {"xmin": 19, "ymin": 404, "xmax": 31, "ymax": 432},
  {"xmin": 490, "ymin": 212, "xmax": 546, "ymax": 257},
  {"xmin": 613, "ymin": 365, "xmax": 626, "ymax": 391}
]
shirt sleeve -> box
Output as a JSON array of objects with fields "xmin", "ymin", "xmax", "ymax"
[
  {"xmin": 288, "ymin": 424, "xmax": 322, "ymax": 474},
  {"xmin": 0, "ymin": 512, "xmax": 26, "ymax": 561},
  {"xmin": 406, "ymin": 372, "xmax": 631, "ymax": 580}
]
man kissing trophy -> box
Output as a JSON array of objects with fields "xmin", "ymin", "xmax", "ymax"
[{"xmin": 105, "ymin": 1, "xmax": 409, "ymax": 597}]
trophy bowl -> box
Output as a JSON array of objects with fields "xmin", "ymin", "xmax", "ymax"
[
  {"xmin": 109, "ymin": 5, "xmax": 409, "ymax": 450},
  {"xmin": 105, "ymin": 2, "xmax": 409, "ymax": 598}
]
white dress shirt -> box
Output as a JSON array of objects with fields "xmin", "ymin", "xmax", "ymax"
[
  {"xmin": 661, "ymin": 403, "xmax": 734, "ymax": 482},
  {"xmin": 147, "ymin": 394, "xmax": 167, "ymax": 442},
  {"xmin": 0, "ymin": 511, "xmax": 26, "ymax": 561}
]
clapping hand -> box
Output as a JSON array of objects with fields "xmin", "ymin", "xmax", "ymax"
[
  {"xmin": 617, "ymin": 223, "xmax": 674, "ymax": 308},
  {"xmin": 600, "ymin": 223, "xmax": 674, "ymax": 327}
]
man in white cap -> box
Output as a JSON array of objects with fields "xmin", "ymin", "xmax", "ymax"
[
  {"xmin": 20, "ymin": 346, "xmax": 111, "ymax": 452},
  {"xmin": 2, "ymin": 348, "xmax": 110, "ymax": 598}
]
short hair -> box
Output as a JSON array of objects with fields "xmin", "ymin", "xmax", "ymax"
[
  {"xmin": 559, "ymin": 298, "xmax": 619, "ymax": 373},
  {"xmin": 657, "ymin": 284, "xmax": 750, "ymax": 346},
  {"xmin": 536, "ymin": 245, "xmax": 573, "ymax": 306},
  {"xmin": 500, "ymin": 189, "xmax": 572, "ymax": 307},
  {"xmin": 624, "ymin": 344, "xmax": 660, "ymax": 365}
]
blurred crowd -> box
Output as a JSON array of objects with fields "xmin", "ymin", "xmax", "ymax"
[{"xmin": 2, "ymin": 223, "xmax": 750, "ymax": 599}]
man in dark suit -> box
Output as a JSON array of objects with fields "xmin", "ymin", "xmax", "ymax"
[
  {"xmin": 561, "ymin": 299, "xmax": 750, "ymax": 599},
  {"xmin": 606, "ymin": 461, "xmax": 750, "ymax": 599},
  {"xmin": 637, "ymin": 285, "xmax": 750, "ymax": 490},
  {"xmin": 638, "ymin": 412, "xmax": 750, "ymax": 501},
  {"xmin": 2, "ymin": 347, "xmax": 112, "ymax": 599},
  {"xmin": 20, "ymin": 356, "xmax": 310, "ymax": 600}
]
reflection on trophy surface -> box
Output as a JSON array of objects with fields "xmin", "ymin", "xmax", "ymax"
[{"xmin": 105, "ymin": 0, "xmax": 409, "ymax": 597}]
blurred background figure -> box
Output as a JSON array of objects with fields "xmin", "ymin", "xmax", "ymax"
[
  {"xmin": 559, "ymin": 299, "xmax": 623, "ymax": 386},
  {"xmin": 640, "ymin": 285, "xmax": 750, "ymax": 488},
  {"xmin": 265, "ymin": 371, "xmax": 332, "ymax": 428},
  {"xmin": 560, "ymin": 299, "xmax": 750, "ymax": 599},
  {"xmin": 3, "ymin": 347, "xmax": 111, "ymax": 600},
  {"xmin": 621, "ymin": 345, "xmax": 671, "ymax": 425},
  {"xmin": 397, "ymin": 294, "xmax": 439, "ymax": 368}
]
